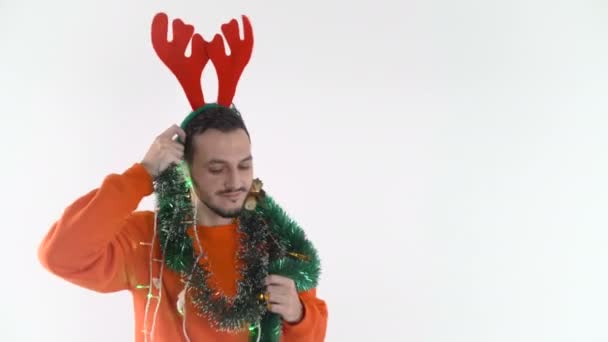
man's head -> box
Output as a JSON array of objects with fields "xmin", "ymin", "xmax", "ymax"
[{"xmin": 183, "ymin": 105, "xmax": 253, "ymax": 220}]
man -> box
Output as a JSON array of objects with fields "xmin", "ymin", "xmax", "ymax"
[
  {"xmin": 38, "ymin": 106, "xmax": 327, "ymax": 341},
  {"xmin": 38, "ymin": 12, "xmax": 327, "ymax": 342}
]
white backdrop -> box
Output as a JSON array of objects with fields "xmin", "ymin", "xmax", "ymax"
[{"xmin": 1, "ymin": 0, "xmax": 608, "ymax": 341}]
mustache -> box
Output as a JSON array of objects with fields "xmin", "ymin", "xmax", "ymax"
[{"xmin": 217, "ymin": 188, "xmax": 248, "ymax": 195}]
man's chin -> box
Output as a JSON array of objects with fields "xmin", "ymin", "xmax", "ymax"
[
  {"xmin": 216, "ymin": 208, "xmax": 242, "ymax": 219},
  {"xmin": 204, "ymin": 201, "xmax": 243, "ymax": 219}
]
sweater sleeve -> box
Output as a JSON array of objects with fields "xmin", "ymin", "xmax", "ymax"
[
  {"xmin": 282, "ymin": 288, "xmax": 328, "ymax": 341},
  {"xmin": 37, "ymin": 163, "xmax": 154, "ymax": 293}
]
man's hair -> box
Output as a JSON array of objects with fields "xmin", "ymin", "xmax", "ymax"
[{"xmin": 183, "ymin": 105, "xmax": 250, "ymax": 163}]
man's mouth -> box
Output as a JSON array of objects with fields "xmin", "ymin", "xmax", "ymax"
[{"xmin": 221, "ymin": 191, "xmax": 243, "ymax": 200}]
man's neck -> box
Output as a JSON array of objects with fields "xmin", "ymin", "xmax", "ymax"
[{"xmin": 195, "ymin": 201, "xmax": 235, "ymax": 227}]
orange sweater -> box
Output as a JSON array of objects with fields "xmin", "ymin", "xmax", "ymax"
[{"xmin": 38, "ymin": 163, "xmax": 327, "ymax": 341}]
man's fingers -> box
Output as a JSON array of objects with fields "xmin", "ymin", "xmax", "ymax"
[
  {"xmin": 267, "ymin": 303, "xmax": 287, "ymax": 315},
  {"xmin": 170, "ymin": 140, "xmax": 185, "ymax": 151},
  {"xmin": 267, "ymin": 292, "xmax": 289, "ymax": 305},
  {"xmin": 168, "ymin": 150, "xmax": 184, "ymax": 163},
  {"xmin": 266, "ymin": 284, "xmax": 289, "ymax": 296},
  {"xmin": 175, "ymin": 126, "xmax": 186, "ymax": 143},
  {"xmin": 168, "ymin": 144, "xmax": 185, "ymax": 156},
  {"xmin": 265, "ymin": 275, "xmax": 292, "ymax": 287},
  {"xmin": 160, "ymin": 124, "xmax": 187, "ymax": 142},
  {"xmin": 169, "ymin": 148, "xmax": 184, "ymax": 161}
]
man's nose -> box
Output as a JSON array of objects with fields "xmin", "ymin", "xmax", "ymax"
[{"xmin": 224, "ymin": 169, "xmax": 240, "ymax": 190}]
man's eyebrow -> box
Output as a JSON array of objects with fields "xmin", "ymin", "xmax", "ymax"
[
  {"xmin": 206, "ymin": 155, "xmax": 252, "ymax": 166},
  {"xmin": 206, "ymin": 159, "xmax": 226, "ymax": 166}
]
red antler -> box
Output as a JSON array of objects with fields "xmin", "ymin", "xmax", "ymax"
[
  {"xmin": 207, "ymin": 15, "xmax": 254, "ymax": 106},
  {"xmin": 151, "ymin": 12, "xmax": 210, "ymax": 110}
]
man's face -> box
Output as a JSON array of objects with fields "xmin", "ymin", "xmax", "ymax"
[{"xmin": 189, "ymin": 128, "xmax": 253, "ymax": 219}]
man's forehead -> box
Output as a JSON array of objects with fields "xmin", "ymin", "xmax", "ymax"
[{"xmin": 191, "ymin": 129, "xmax": 251, "ymax": 162}]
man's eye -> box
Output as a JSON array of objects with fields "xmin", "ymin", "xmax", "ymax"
[
  {"xmin": 209, "ymin": 169, "xmax": 223, "ymax": 174},
  {"xmin": 239, "ymin": 165, "xmax": 251, "ymax": 170}
]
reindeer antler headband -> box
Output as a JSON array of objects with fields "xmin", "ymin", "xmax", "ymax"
[{"xmin": 151, "ymin": 12, "xmax": 253, "ymax": 129}]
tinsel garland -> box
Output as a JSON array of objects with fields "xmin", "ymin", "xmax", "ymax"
[{"xmin": 154, "ymin": 162, "xmax": 321, "ymax": 341}]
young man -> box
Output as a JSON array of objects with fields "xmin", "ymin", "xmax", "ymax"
[
  {"xmin": 38, "ymin": 12, "xmax": 327, "ymax": 342},
  {"xmin": 38, "ymin": 106, "xmax": 327, "ymax": 341}
]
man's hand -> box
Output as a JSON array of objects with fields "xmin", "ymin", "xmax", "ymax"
[
  {"xmin": 141, "ymin": 124, "xmax": 186, "ymax": 178},
  {"xmin": 265, "ymin": 275, "xmax": 304, "ymax": 324}
]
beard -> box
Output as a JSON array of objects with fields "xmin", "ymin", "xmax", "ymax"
[{"xmin": 200, "ymin": 197, "xmax": 243, "ymax": 219}]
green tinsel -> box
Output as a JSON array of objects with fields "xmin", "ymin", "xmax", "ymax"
[{"xmin": 153, "ymin": 162, "xmax": 321, "ymax": 342}]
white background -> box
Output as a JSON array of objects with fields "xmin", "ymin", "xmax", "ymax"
[{"xmin": 1, "ymin": 0, "xmax": 608, "ymax": 341}]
